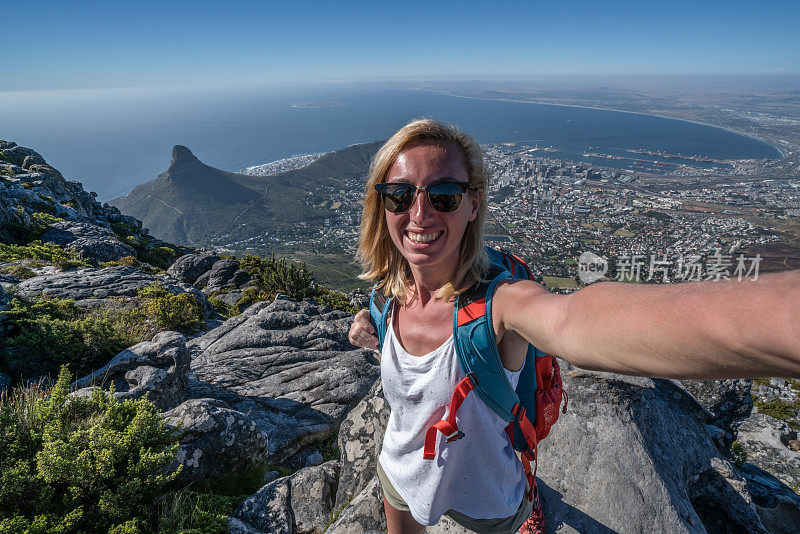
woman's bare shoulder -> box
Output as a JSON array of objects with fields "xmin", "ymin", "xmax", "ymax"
[{"xmin": 491, "ymin": 278, "xmax": 566, "ymax": 355}]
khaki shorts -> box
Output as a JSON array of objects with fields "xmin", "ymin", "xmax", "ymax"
[{"xmin": 377, "ymin": 461, "xmax": 533, "ymax": 533}]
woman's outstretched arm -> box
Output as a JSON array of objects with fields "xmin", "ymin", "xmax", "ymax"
[{"xmin": 495, "ymin": 269, "xmax": 800, "ymax": 379}]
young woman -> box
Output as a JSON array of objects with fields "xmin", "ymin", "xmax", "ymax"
[{"xmin": 349, "ymin": 119, "xmax": 800, "ymax": 534}]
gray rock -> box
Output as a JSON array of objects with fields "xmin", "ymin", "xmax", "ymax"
[
  {"xmin": 71, "ymin": 331, "xmax": 189, "ymax": 411},
  {"xmin": 162, "ymin": 398, "xmax": 269, "ymax": 484},
  {"xmin": 234, "ymin": 461, "xmax": 339, "ymax": 534},
  {"xmin": 188, "ymin": 295, "xmax": 380, "ymax": 460},
  {"xmin": 533, "ymin": 367, "xmax": 765, "ymax": 533},
  {"xmin": 16, "ymin": 266, "xmax": 210, "ymax": 312},
  {"xmin": 333, "ymin": 380, "xmax": 388, "ymax": 513},
  {"xmin": 736, "ymin": 411, "xmax": 800, "ymax": 490},
  {"xmin": 228, "ymin": 517, "xmax": 263, "ymax": 534},
  {"xmin": 681, "ymin": 379, "xmax": 753, "ymax": 446},
  {"xmin": 167, "ymin": 253, "xmax": 220, "ymax": 284},
  {"xmin": 0, "ymin": 284, "xmax": 11, "ymax": 305},
  {"xmin": 39, "ymin": 220, "xmax": 136, "ymax": 263},
  {"xmin": 305, "ymin": 450, "xmax": 324, "ymax": 467},
  {"xmin": 213, "ymin": 291, "xmax": 244, "ymax": 308},
  {"xmin": 195, "ymin": 270, "xmax": 211, "ymax": 288},
  {"xmin": 0, "ymin": 144, "xmax": 45, "ymax": 167},
  {"xmin": 738, "ymin": 462, "xmax": 800, "ymax": 534},
  {"xmin": 203, "ymin": 259, "xmax": 242, "ymax": 293},
  {"xmin": 326, "ymin": 476, "xmax": 386, "ymax": 534},
  {"xmin": 348, "ymin": 289, "xmax": 369, "ymax": 310}
]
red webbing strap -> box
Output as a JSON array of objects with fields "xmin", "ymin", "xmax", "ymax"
[
  {"xmin": 423, "ymin": 375, "xmax": 475, "ymax": 460},
  {"xmin": 512, "ymin": 403, "xmax": 539, "ymax": 501}
]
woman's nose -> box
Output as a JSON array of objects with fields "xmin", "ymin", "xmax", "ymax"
[{"xmin": 410, "ymin": 188, "xmax": 435, "ymax": 221}]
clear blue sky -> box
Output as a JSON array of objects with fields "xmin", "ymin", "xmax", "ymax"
[{"xmin": 4, "ymin": 0, "xmax": 799, "ymax": 91}]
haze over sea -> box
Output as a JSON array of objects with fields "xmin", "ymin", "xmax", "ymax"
[{"xmin": 0, "ymin": 84, "xmax": 782, "ymax": 202}]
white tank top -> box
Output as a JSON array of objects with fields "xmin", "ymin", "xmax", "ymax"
[{"xmin": 378, "ymin": 303, "xmax": 525, "ymax": 526}]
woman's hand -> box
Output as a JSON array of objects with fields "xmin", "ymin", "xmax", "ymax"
[{"xmin": 349, "ymin": 308, "xmax": 380, "ymax": 350}]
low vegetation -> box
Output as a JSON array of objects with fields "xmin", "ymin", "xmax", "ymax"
[
  {"xmin": 238, "ymin": 253, "xmax": 359, "ymax": 314},
  {"xmin": 753, "ymin": 396, "xmax": 800, "ymax": 430},
  {"xmin": 0, "ymin": 240, "xmax": 89, "ymax": 270},
  {"xmin": 1, "ymin": 283, "xmax": 204, "ymax": 382},
  {"xmin": 0, "ymin": 367, "xmax": 182, "ymax": 533},
  {"xmin": 109, "ymin": 222, "xmax": 188, "ymax": 270}
]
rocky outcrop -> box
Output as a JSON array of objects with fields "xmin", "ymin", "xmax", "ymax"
[
  {"xmin": 736, "ymin": 411, "xmax": 800, "ymax": 490},
  {"xmin": 739, "ymin": 462, "xmax": 800, "ymax": 534},
  {"xmin": 167, "ymin": 252, "xmax": 220, "ymax": 284},
  {"xmin": 39, "ymin": 220, "xmax": 135, "ymax": 262},
  {"xmin": 200, "ymin": 258, "xmax": 252, "ymax": 294},
  {"xmin": 162, "ymin": 398, "xmax": 270, "ymax": 484},
  {"xmin": 187, "ymin": 295, "xmax": 380, "ymax": 460},
  {"xmin": 681, "ymin": 379, "xmax": 753, "ymax": 447},
  {"xmin": 333, "ymin": 380, "xmax": 388, "ymax": 515},
  {"xmin": 71, "ymin": 331, "xmax": 190, "ymax": 411},
  {"xmin": 16, "ymin": 266, "xmax": 210, "ymax": 310},
  {"xmin": 233, "ymin": 461, "xmax": 339, "ymax": 534}
]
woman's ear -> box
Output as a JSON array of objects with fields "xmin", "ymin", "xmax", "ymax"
[{"xmin": 468, "ymin": 189, "xmax": 481, "ymax": 222}]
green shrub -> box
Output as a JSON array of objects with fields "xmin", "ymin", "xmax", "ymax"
[
  {"xmin": 137, "ymin": 284, "xmax": 203, "ymax": 332},
  {"xmin": 240, "ymin": 254, "xmax": 315, "ymax": 301},
  {"xmin": 0, "ymin": 366, "xmax": 181, "ymax": 533},
  {"xmin": 313, "ymin": 286, "xmax": 359, "ymax": 315},
  {"xmin": 0, "ymin": 240, "xmax": 89, "ymax": 270},
  {"xmin": 234, "ymin": 287, "xmax": 269, "ymax": 311},
  {"xmin": 116, "ymin": 233, "xmax": 184, "ymax": 271},
  {"xmin": 1, "ymin": 297, "xmax": 150, "ymax": 380},
  {"xmin": 101, "ymin": 255, "xmax": 140, "ymax": 267},
  {"xmin": 237, "ymin": 253, "xmax": 358, "ymax": 313},
  {"xmin": 208, "ymin": 296, "xmax": 239, "ymax": 319},
  {"xmin": 729, "ymin": 441, "xmax": 747, "ymax": 466}
]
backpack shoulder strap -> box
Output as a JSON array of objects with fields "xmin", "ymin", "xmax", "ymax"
[
  {"xmin": 453, "ymin": 255, "xmax": 520, "ymax": 422},
  {"xmin": 368, "ymin": 285, "xmax": 393, "ymax": 350}
]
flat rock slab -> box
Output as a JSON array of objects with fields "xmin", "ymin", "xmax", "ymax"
[
  {"xmin": 16, "ymin": 265, "xmax": 208, "ymax": 305},
  {"xmin": 188, "ymin": 295, "xmax": 379, "ymax": 460}
]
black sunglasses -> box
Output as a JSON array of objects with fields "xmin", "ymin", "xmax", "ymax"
[{"xmin": 374, "ymin": 181, "xmax": 473, "ymax": 213}]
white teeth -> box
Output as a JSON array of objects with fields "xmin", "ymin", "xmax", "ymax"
[{"xmin": 406, "ymin": 232, "xmax": 440, "ymax": 243}]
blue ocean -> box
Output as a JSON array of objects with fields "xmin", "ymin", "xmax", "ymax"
[{"xmin": 0, "ymin": 84, "xmax": 782, "ymax": 202}]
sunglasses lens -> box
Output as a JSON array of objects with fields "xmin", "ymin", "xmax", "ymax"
[
  {"xmin": 380, "ymin": 184, "xmax": 414, "ymax": 213},
  {"xmin": 428, "ymin": 183, "xmax": 464, "ymax": 212}
]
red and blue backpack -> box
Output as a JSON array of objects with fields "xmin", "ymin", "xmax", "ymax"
[{"xmin": 368, "ymin": 245, "xmax": 567, "ymax": 501}]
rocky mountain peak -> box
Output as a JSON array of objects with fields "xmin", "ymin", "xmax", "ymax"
[{"xmin": 167, "ymin": 145, "xmax": 205, "ymax": 180}]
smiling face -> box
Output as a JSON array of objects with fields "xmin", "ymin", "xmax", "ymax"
[{"xmin": 383, "ymin": 139, "xmax": 479, "ymax": 282}]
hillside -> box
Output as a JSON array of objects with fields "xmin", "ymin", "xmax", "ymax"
[{"xmin": 111, "ymin": 141, "xmax": 381, "ymax": 247}]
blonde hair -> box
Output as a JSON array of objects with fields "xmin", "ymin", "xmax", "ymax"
[{"xmin": 356, "ymin": 119, "xmax": 489, "ymax": 304}]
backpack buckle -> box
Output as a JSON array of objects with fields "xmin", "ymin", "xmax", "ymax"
[{"xmin": 445, "ymin": 430, "xmax": 465, "ymax": 442}]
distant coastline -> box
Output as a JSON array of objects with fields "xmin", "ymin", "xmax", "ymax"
[
  {"xmin": 418, "ymin": 89, "xmax": 789, "ymax": 159},
  {"xmin": 291, "ymin": 101, "xmax": 343, "ymax": 109}
]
